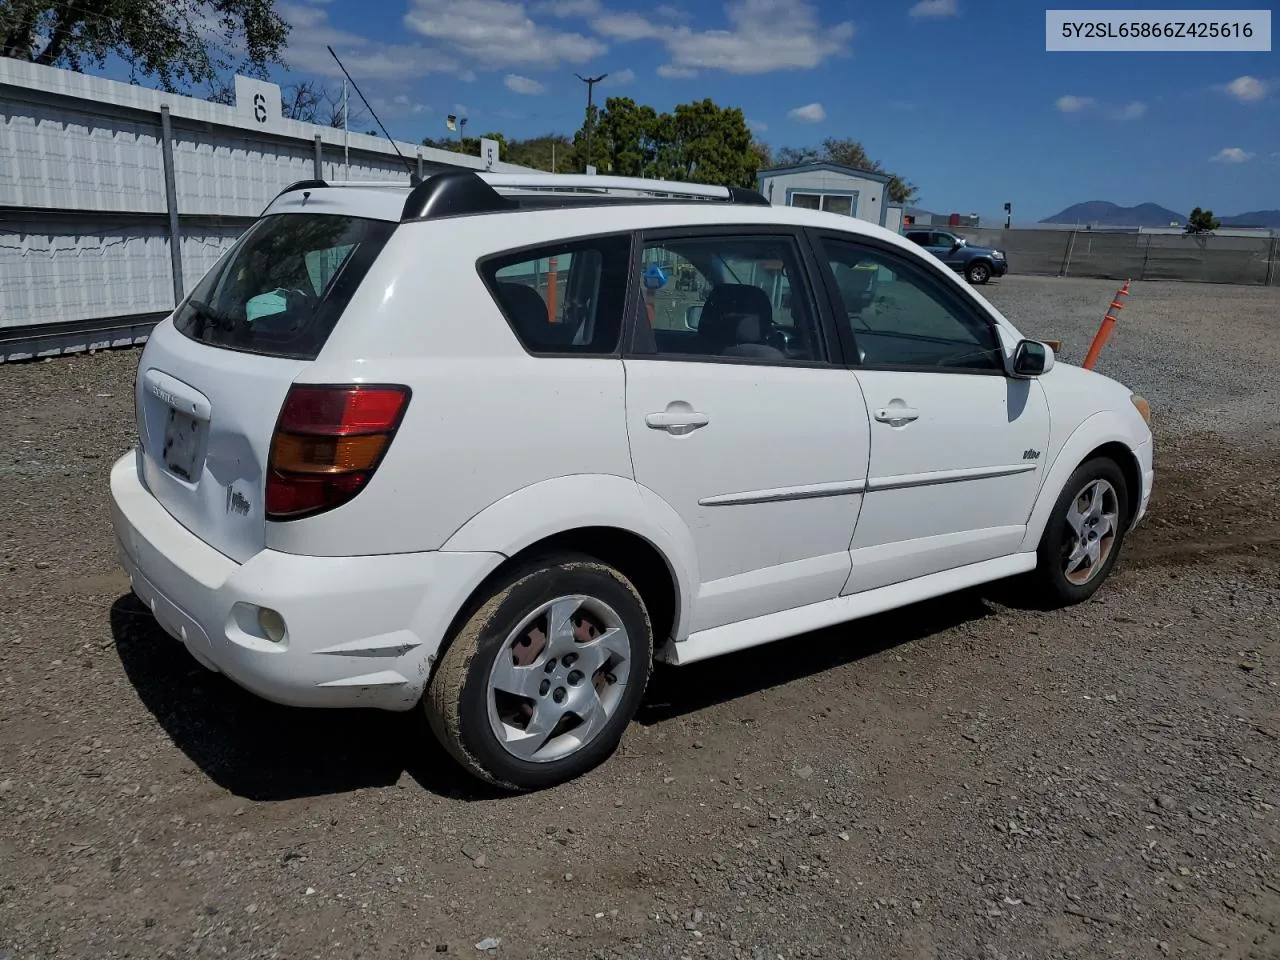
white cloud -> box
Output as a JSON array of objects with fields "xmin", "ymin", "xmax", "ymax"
[
  {"xmin": 787, "ymin": 102, "xmax": 826, "ymax": 123},
  {"xmin": 370, "ymin": 94, "xmax": 429, "ymax": 118},
  {"xmin": 1210, "ymin": 147, "xmax": 1254, "ymax": 163},
  {"xmin": 1055, "ymin": 94, "xmax": 1095, "ymax": 113},
  {"xmin": 279, "ymin": 2, "xmax": 460, "ymax": 80},
  {"xmin": 504, "ymin": 73, "xmax": 546, "ymax": 94},
  {"xmin": 1115, "ymin": 101, "xmax": 1146, "ymax": 119},
  {"xmin": 593, "ymin": 11, "xmax": 660, "ymax": 41},
  {"xmin": 652, "ymin": 4, "xmax": 692, "ymax": 21},
  {"xmin": 1224, "ymin": 75, "xmax": 1268, "ymax": 101},
  {"xmin": 535, "ymin": 0, "xmax": 601, "ymax": 15},
  {"xmin": 601, "ymin": 67, "xmax": 636, "ymax": 85},
  {"xmin": 595, "ymin": 0, "xmax": 853, "ymax": 76},
  {"xmin": 404, "ymin": 0, "xmax": 606, "ymax": 69},
  {"xmin": 748, "ymin": 118, "xmax": 768, "ymax": 132},
  {"xmin": 908, "ymin": 0, "xmax": 958, "ymax": 19},
  {"xmin": 657, "ymin": 63, "xmax": 698, "ymax": 79}
]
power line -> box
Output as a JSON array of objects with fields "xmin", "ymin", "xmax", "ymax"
[{"xmin": 325, "ymin": 44, "xmax": 414, "ymax": 180}]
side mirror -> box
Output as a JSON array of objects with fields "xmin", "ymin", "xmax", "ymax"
[
  {"xmin": 684, "ymin": 304, "xmax": 702, "ymax": 330},
  {"xmin": 1011, "ymin": 339, "xmax": 1054, "ymax": 378},
  {"xmin": 951, "ymin": 238, "xmax": 965, "ymax": 250}
]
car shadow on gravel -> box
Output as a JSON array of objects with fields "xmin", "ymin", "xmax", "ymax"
[
  {"xmin": 109, "ymin": 593, "xmax": 501, "ymax": 803},
  {"xmin": 110, "ymin": 586, "xmax": 997, "ymax": 800},
  {"xmin": 637, "ymin": 589, "xmax": 995, "ymax": 724}
]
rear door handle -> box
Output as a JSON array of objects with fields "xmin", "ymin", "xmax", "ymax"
[
  {"xmin": 874, "ymin": 406, "xmax": 920, "ymax": 425},
  {"xmin": 645, "ymin": 410, "xmax": 710, "ymax": 435}
]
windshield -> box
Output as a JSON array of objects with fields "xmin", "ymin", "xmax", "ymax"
[{"xmin": 173, "ymin": 213, "xmax": 395, "ymax": 360}]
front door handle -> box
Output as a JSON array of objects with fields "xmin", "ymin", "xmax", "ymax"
[
  {"xmin": 874, "ymin": 405, "xmax": 920, "ymax": 425},
  {"xmin": 646, "ymin": 409, "xmax": 710, "ymax": 436}
]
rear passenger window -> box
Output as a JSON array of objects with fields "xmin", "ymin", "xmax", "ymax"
[{"xmin": 480, "ymin": 234, "xmax": 632, "ymax": 355}]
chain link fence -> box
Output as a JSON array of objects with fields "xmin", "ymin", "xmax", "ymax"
[{"xmin": 956, "ymin": 228, "xmax": 1279, "ymax": 286}]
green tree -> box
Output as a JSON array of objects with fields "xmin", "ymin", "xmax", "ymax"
[
  {"xmin": 422, "ymin": 132, "xmax": 574, "ymax": 172},
  {"xmin": 776, "ymin": 136, "xmax": 917, "ymax": 204},
  {"xmin": 504, "ymin": 134, "xmax": 573, "ymax": 172},
  {"xmin": 594, "ymin": 97, "xmax": 660, "ymax": 177},
  {"xmin": 569, "ymin": 103, "xmax": 610, "ymax": 172},
  {"xmin": 572, "ymin": 95, "xmax": 763, "ymax": 188},
  {"xmin": 0, "ymin": 0, "xmax": 288, "ymax": 95},
  {"xmin": 1185, "ymin": 206, "xmax": 1220, "ymax": 234}
]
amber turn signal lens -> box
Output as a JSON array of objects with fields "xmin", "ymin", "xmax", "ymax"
[
  {"xmin": 270, "ymin": 432, "xmax": 389, "ymax": 474},
  {"xmin": 1130, "ymin": 394, "xmax": 1151, "ymax": 425}
]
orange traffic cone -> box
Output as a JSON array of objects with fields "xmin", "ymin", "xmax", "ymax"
[{"xmin": 1081, "ymin": 279, "xmax": 1130, "ymax": 370}]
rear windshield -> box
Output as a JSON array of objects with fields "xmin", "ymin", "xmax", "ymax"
[{"xmin": 173, "ymin": 213, "xmax": 395, "ymax": 360}]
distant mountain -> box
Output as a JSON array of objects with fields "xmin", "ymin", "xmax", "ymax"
[
  {"xmin": 1041, "ymin": 201, "xmax": 1186, "ymax": 227},
  {"xmin": 1041, "ymin": 202, "xmax": 1280, "ymax": 229},
  {"xmin": 1219, "ymin": 210, "xmax": 1280, "ymax": 228}
]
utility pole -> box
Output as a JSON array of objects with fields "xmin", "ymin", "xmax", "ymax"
[
  {"xmin": 1004, "ymin": 201, "xmax": 1012, "ymax": 230},
  {"xmin": 575, "ymin": 72, "xmax": 607, "ymax": 173}
]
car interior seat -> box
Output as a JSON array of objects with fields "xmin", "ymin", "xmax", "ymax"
[
  {"xmin": 493, "ymin": 281, "xmax": 580, "ymax": 348},
  {"xmin": 695, "ymin": 284, "xmax": 786, "ymax": 359}
]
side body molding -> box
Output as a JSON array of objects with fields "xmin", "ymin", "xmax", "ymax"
[{"xmin": 440, "ymin": 474, "xmax": 699, "ymax": 645}]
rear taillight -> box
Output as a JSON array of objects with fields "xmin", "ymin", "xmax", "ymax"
[{"xmin": 266, "ymin": 384, "xmax": 411, "ymax": 521}]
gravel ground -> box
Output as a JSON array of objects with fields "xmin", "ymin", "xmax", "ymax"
[{"xmin": 1, "ymin": 276, "xmax": 1277, "ymax": 960}]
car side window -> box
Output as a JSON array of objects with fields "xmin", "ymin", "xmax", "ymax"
[
  {"xmin": 905, "ymin": 231, "xmax": 928, "ymax": 246},
  {"xmin": 821, "ymin": 237, "xmax": 1004, "ymax": 372},
  {"xmin": 480, "ymin": 234, "xmax": 632, "ymax": 355},
  {"xmin": 634, "ymin": 233, "xmax": 826, "ymax": 364}
]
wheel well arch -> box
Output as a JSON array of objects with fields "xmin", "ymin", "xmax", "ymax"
[
  {"xmin": 433, "ymin": 526, "xmax": 680, "ymax": 673},
  {"xmin": 1083, "ymin": 440, "xmax": 1142, "ymax": 525}
]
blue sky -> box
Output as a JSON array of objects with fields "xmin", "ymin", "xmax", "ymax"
[{"xmin": 116, "ymin": 1, "xmax": 1280, "ymax": 219}]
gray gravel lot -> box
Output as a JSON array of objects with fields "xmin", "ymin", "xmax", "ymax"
[{"xmin": 1, "ymin": 275, "xmax": 1277, "ymax": 960}]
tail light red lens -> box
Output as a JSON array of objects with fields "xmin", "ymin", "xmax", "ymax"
[{"xmin": 266, "ymin": 384, "xmax": 410, "ymax": 521}]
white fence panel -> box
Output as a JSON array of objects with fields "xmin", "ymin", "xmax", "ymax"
[{"xmin": 1, "ymin": 58, "xmax": 538, "ymax": 357}]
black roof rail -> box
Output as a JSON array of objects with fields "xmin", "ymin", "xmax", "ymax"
[
  {"xmin": 272, "ymin": 179, "xmax": 328, "ymax": 202},
  {"xmin": 400, "ymin": 171, "xmax": 772, "ymax": 222},
  {"xmin": 727, "ymin": 187, "xmax": 770, "ymax": 205},
  {"xmin": 400, "ymin": 170, "xmax": 514, "ymax": 222}
]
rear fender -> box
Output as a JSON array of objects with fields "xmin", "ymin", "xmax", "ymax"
[{"xmin": 441, "ymin": 474, "xmax": 698, "ymax": 644}]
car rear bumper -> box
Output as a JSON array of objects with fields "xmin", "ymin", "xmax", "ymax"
[{"xmin": 109, "ymin": 449, "xmax": 502, "ymax": 711}]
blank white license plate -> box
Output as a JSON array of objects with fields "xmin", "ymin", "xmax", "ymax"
[{"xmin": 163, "ymin": 409, "xmax": 203, "ymax": 481}]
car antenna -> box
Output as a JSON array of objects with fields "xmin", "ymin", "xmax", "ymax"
[{"xmin": 326, "ymin": 45, "xmax": 418, "ymax": 183}]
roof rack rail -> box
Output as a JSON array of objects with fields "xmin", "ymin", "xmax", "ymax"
[{"xmin": 399, "ymin": 170, "xmax": 769, "ymax": 221}]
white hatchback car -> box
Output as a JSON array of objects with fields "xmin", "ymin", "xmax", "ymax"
[{"xmin": 110, "ymin": 171, "xmax": 1154, "ymax": 790}]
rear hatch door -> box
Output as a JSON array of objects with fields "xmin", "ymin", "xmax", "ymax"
[{"xmin": 134, "ymin": 209, "xmax": 396, "ymax": 563}]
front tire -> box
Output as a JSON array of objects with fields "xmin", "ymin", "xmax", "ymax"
[
  {"xmin": 966, "ymin": 260, "xmax": 992, "ymax": 284},
  {"xmin": 425, "ymin": 553, "xmax": 653, "ymax": 791},
  {"xmin": 1031, "ymin": 458, "xmax": 1129, "ymax": 606}
]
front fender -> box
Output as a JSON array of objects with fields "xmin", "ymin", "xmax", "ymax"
[
  {"xmin": 441, "ymin": 474, "xmax": 699, "ymax": 644},
  {"xmin": 1018, "ymin": 410, "xmax": 1143, "ymax": 553}
]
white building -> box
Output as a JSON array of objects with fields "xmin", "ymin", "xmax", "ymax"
[{"xmin": 756, "ymin": 162, "xmax": 892, "ymax": 228}]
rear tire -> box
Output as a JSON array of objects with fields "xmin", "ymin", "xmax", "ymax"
[
  {"xmin": 1030, "ymin": 458, "xmax": 1129, "ymax": 607},
  {"xmin": 966, "ymin": 261, "xmax": 992, "ymax": 284},
  {"xmin": 425, "ymin": 553, "xmax": 653, "ymax": 791}
]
